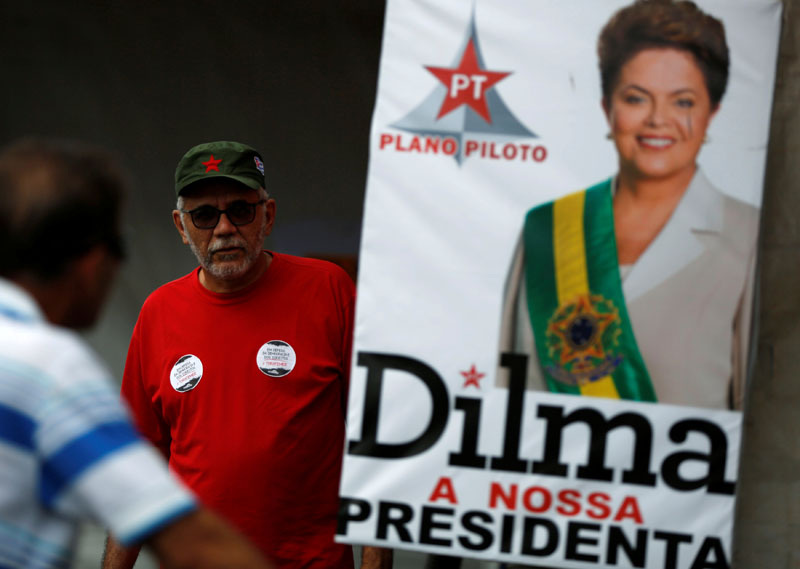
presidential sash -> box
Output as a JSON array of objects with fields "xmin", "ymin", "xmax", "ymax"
[{"xmin": 523, "ymin": 179, "xmax": 656, "ymax": 401}]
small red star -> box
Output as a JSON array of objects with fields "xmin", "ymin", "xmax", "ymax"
[
  {"xmin": 425, "ymin": 39, "xmax": 510, "ymax": 123},
  {"xmin": 461, "ymin": 364, "xmax": 485, "ymax": 389},
  {"xmin": 202, "ymin": 154, "xmax": 222, "ymax": 172}
]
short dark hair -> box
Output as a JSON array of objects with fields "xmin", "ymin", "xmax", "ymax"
[
  {"xmin": 0, "ymin": 138, "xmax": 127, "ymax": 281},
  {"xmin": 597, "ymin": 0, "xmax": 729, "ymax": 108}
]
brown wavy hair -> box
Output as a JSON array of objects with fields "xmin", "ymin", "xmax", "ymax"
[{"xmin": 597, "ymin": 0, "xmax": 729, "ymax": 108}]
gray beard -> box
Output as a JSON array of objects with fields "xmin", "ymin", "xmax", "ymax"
[{"xmin": 185, "ymin": 217, "xmax": 266, "ymax": 281}]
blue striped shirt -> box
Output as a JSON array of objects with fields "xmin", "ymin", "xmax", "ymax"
[{"xmin": 0, "ymin": 278, "xmax": 195, "ymax": 569}]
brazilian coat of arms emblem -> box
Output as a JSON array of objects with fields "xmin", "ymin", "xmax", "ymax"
[{"xmin": 544, "ymin": 294, "xmax": 624, "ymax": 386}]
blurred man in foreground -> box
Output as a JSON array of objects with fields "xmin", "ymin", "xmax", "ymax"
[{"xmin": 0, "ymin": 137, "xmax": 274, "ymax": 569}]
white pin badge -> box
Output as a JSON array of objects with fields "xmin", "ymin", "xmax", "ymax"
[
  {"xmin": 256, "ymin": 340, "xmax": 297, "ymax": 377},
  {"xmin": 170, "ymin": 354, "xmax": 203, "ymax": 392}
]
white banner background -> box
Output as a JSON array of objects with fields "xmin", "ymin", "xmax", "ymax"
[{"xmin": 339, "ymin": 1, "xmax": 781, "ymax": 567}]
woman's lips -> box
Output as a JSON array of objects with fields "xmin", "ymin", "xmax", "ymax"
[{"xmin": 637, "ymin": 136, "xmax": 674, "ymax": 149}]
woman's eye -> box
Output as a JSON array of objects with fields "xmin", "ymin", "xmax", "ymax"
[
  {"xmin": 623, "ymin": 94, "xmax": 644, "ymax": 104},
  {"xmin": 676, "ymin": 98, "xmax": 695, "ymax": 108}
]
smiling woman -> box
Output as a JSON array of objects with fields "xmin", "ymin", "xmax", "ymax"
[
  {"xmin": 497, "ymin": 0, "xmax": 759, "ymax": 411},
  {"xmin": 606, "ymin": 49, "xmax": 715, "ymax": 183},
  {"xmin": 607, "ymin": 47, "xmax": 718, "ymax": 264}
]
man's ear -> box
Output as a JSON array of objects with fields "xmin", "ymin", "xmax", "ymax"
[
  {"xmin": 263, "ymin": 199, "xmax": 276, "ymax": 237},
  {"xmin": 173, "ymin": 210, "xmax": 190, "ymax": 245},
  {"xmin": 59, "ymin": 244, "xmax": 119, "ymax": 329},
  {"xmin": 71, "ymin": 245, "xmax": 107, "ymax": 281}
]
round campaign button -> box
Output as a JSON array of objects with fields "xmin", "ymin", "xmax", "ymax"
[
  {"xmin": 170, "ymin": 354, "xmax": 203, "ymax": 392},
  {"xmin": 256, "ymin": 340, "xmax": 297, "ymax": 377}
]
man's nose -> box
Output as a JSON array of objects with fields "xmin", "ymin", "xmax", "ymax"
[{"xmin": 213, "ymin": 211, "xmax": 237, "ymax": 234}]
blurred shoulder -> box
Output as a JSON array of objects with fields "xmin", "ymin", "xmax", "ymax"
[{"xmin": 0, "ymin": 319, "xmax": 110, "ymax": 394}]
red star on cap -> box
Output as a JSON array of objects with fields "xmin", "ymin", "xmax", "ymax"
[
  {"xmin": 461, "ymin": 364, "xmax": 485, "ymax": 389},
  {"xmin": 202, "ymin": 154, "xmax": 222, "ymax": 173},
  {"xmin": 425, "ymin": 39, "xmax": 510, "ymax": 123}
]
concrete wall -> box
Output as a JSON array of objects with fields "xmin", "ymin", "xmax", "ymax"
[
  {"xmin": 0, "ymin": 1, "xmax": 386, "ymax": 380},
  {"xmin": 733, "ymin": 1, "xmax": 800, "ymax": 566}
]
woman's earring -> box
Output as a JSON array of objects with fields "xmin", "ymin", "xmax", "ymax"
[{"xmin": 606, "ymin": 132, "xmax": 613, "ymax": 140}]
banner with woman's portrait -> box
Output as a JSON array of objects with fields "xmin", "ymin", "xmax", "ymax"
[{"xmin": 337, "ymin": 1, "xmax": 781, "ymax": 567}]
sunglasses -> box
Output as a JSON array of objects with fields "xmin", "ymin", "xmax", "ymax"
[{"xmin": 181, "ymin": 199, "xmax": 266, "ymax": 229}]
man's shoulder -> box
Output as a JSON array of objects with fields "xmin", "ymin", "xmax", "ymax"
[
  {"xmin": 272, "ymin": 252, "xmax": 355, "ymax": 287},
  {"xmin": 0, "ymin": 318, "xmax": 84, "ymax": 361},
  {"xmin": 274, "ymin": 252, "xmax": 346, "ymax": 272},
  {"xmin": 0, "ymin": 319, "xmax": 108, "ymax": 392},
  {"xmin": 140, "ymin": 270, "xmax": 197, "ymax": 307}
]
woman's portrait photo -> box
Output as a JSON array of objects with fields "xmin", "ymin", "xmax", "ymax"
[{"xmin": 499, "ymin": 0, "xmax": 758, "ymax": 411}]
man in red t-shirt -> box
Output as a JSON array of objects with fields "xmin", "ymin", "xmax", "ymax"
[{"xmin": 103, "ymin": 141, "xmax": 391, "ymax": 569}]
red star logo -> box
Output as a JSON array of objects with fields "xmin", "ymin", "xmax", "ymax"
[
  {"xmin": 202, "ymin": 154, "xmax": 222, "ymax": 173},
  {"xmin": 461, "ymin": 364, "xmax": 485, "ymax": 389},
  {"xmin": 425, "ymin": 39, "xmax": 510, "ymax": 123}
]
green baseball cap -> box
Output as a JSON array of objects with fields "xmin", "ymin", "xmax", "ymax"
[{"xmin": 174, "ymin": 141, "xmax": 266, "ymax": 196}]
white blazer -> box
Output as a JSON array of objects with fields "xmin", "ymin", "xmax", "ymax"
[{"xmin": 498, "ymin": 170, "xmax": 759, "ymax": 410}]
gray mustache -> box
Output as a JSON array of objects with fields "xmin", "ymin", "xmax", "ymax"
[{"xmin": 209, "ymin": 238, "xmax": 246, "ymax": 253}]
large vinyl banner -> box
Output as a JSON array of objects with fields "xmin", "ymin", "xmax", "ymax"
[{"xmin": 338, "ymin": 1, "xmax": 782, "ymax": 567}]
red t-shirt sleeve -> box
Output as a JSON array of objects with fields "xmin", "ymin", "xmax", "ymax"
[{"xmin": 121, "ymin": 314, "xmax": 172, "ymax": 459}]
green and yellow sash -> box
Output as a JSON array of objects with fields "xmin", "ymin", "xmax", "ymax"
[{"xmin": 523, "ymin": 179, "xmax": 656, "ymax": 401}]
